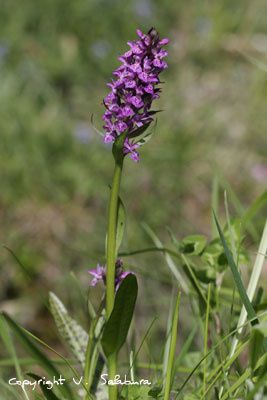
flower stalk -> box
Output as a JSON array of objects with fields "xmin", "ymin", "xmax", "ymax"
[
  {"xmin": 106, "ymin": 155, "xmax": 124, "ymax": 316},
  {"xmin": 105, "ymin": 133, "xmax": 126, "ymax": 400}
]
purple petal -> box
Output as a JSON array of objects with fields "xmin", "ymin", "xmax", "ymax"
[{"xmin": 158, "ymin": 38, "xmax": 169, "ymax": 45}]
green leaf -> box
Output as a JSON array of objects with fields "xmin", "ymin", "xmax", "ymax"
[
  {"xmin": 1, "ymin": 312, "xmax": 74, "ymax": 400},
  {"xmin": 180, "ymin": 235, "xmax": 207, "ymax": 255},
  {"xmin": 213, "ymin": 212, "xmax": 258, "ymax": 324},
  {"xmin": 128, "ymin": 121, "xmax": 152, "ymax": 138},
  {"xmin": 27, "ymin": 373, "xmax": 60, "ymax": 400},
  {"xmin": 201, "ymin": 241, "xmax": 229, "ymax": 273},
  {"xmin": 193, "ymin": 267, "xmax": 216, "ymax": 284},
  {"xmin": 101, "ymin": 274, "xmax": 138, "ymax": 356},
  {"xmin": 116, "ymin": 196, "xmax": 126, "ymax": 254},
  {"xmin": 49, "ymin": 292, "xmax": 88, "ymax": 368}
]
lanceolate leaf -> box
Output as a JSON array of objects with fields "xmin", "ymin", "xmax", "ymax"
[
  {"xmin": 101, "ymin": 274, "xmax": 138, "ymax": 356},
  {"xmin": 49, "ymin": 292, "xmax": 88, "ymax": 368}
]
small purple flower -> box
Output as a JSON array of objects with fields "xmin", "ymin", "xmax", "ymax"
[
  {"xmin": 88, "ymin": 259, "xmax": 132, "ymax": 290},
  {"xmin": 88, "ymin": 264, "xmax": 106, "ymax": 287},
  {"xmin": 103, "ymin": 28, "xmax": 169, "ymax": 161},
  {"xmin": 123, "ymin": 138, "xmax": 140, "ymax": 162}
]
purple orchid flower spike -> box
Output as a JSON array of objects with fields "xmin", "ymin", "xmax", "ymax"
[
  {"xmin": 89, "ymin": 259, "xmax": 132, "ymax": 290},
  {"xmin": 102, "ymin": 27, "xmax": 169, "ymax": 161}
]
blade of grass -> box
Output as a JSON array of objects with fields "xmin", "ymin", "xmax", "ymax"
[
  {"xmin": 127, "ymin": 317, "xmax": 158, "ymax": 377},
  {"xmin": 0, "ymin": 315, "xmax": 30, "ymax": 400},
  {"xmin": 162, "ymin": 289, "xmax": 176, "ymax": 383},
  {"xmin": 1, "ymin": 312, "xmax": 76, "ymax": 400},
  {"xmin": 224, "ymin": 190, "xmax": 238, "ymax": 262},
  {"xmin": 174, "ymin": 325, "xmax": 197, "ymax": 370},
  {"xmin": 163, "ymin": 292, "xmax": 181, "ymax": 400},
  {"xmin": 246, "ymin": 355, "xmax": 267, "ymax": 400},
  {"xmin": 201, "ymin": 341, "xmax": 248, "ymax": 399},
  {"xmin": 202, "ymin": 284, "xmax": 211, "ymax": 396},
  {"xmin": 213, "ymin": 212, "xmax": 258, "ymax": 323},
  {"xmin": 211, "ymin": 175, "xmax": 219, "ymax": 238},
  {"xmin": 84, "ymin": 311, "xmax": 105, "ymax": 400},
  {"xmin": 129, "ymin": 350, "xmax": 135, "ymax": 382},
  {"xmin": 0, "ymin": 315, "xmax": 23, "ymax": 380},
  {"xmin": 3, "ymin": 245, "xmax": 34, "ymax": 281},
  {"xmin": 120, "ymin": 246, "xmax": 181, "ymax": 258},
  {"xmin": 224, "ymin": 191, "xmax": 239, "ymax": 339}
]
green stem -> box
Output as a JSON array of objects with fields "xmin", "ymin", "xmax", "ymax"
[
  {"xmin": 164, "ymin": 291, "xmax": 181, "ymax": 400},
  {"xmin": 106, "ymin": 143, "xmax": 124, "ymax": 400},
  {"xmin": 106, "ymin": 159, "xmax": 123, "ymax": 317}
]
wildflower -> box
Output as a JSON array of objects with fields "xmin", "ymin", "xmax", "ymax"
[
  {"xmin": 88, "ymin": 264, "xmax": 106, "ymax": 287},
  {"xmin": 89, "ymin": 259, "xmax": 131, "ymax": 290},
  {"xmin": 103, "ymin": 28, "xmax": 169, "ymax": 161}
]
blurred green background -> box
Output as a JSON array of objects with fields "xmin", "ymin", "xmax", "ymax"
[{"xmin": 0, "ymin": 0, "xmax": 266, "ymax": 354}]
